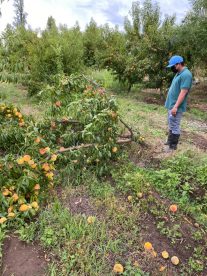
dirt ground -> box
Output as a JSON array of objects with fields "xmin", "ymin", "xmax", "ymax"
[{"xmin": 1, "ymin": 236, "xmax": 47, "ymax": 276}]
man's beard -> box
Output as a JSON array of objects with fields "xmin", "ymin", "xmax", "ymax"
[{"xmin": 171, "ymin": 66, "xmax": 178, "ymax": 73}]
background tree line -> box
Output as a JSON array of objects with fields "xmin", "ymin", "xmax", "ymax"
[{"xmin": 0, "ymin": 0, "xmax": 206, "ymax": 96}]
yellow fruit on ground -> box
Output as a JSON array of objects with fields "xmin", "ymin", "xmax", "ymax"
[
  {"xmin": 31, "ymin": 163, "xmax": 37, "ymax": 169},
  {"xmin": 46, "ymin": 172, "xmax": 54, "ymax": 180},
  {"xmin": 23, "ymin": 155, "xmax": 31, "ymax": 162},
  {"xmin": 39, "ymin": 148, "xmax": 47, "ymax": 155},
  {"xmin": 112, "ymin": 147, "xmax": 118, "ymax": 153},
  {"xmin": 19, "ymin": 204, "xmax": 30, "ymax": 212},
  {"xmin": 17, "ymin": 158, "xmax": 24, "ymax": 165},
  {"xmin": 162, "ymin": 251, "xmax": 169, "ymax": 259},
  {"xmin": 42, "ymin": 163, "xmax": 50, "ymax": 171},
  {"xmin": 0, "ymin": 217, "xmax": 7, "ymax": 224},
  {"xmin": 127, "ymin": 195, "xmax": 133, "ymax": 202},
  {"xmin": 159, "ymin": 266, "xmax": 167, "ymax": 272},
  {"xmin": 137, "ymin": 192, "xmax": 143, "ymax": 199},
  {"xmin": 31, "ymin": 202, "xmax": 39, "ymax": 209},
  {"xmin": 8, "ymin": 206, "xmax": 14, "ymax": 213},
  {"xmin": 12, "ymin": 193, "xmax": 19, "ymax": 202},
  {"xmin": 113, "ymin": 263, "xmax": 124, "ymax": 273},
  {"xmin": 34, "ymin": 184, "xmax": 40, "ymax": 190},
  {"xmin": 87, "ymin": 216, "xmax": 96, "ymax": 224},
  {"xmin": 171, "ymin": 256, "xmax": 179, "ymax": 265},
  {"xmin": 144, "ymin": 242, "xmax": 153, "ymax": 251},
  {"xmin": 169, "ymin": 204, "xmax": 178, "ymax": 213},
  {"xmin": 55, "ymin": 101, "xmax": 61, "ymax": 107},
  {"xmin": 51, "ymin": 154, "xmax": 57, "ymax": 161},
  {"xmin": 35, "ymin": 137, "xmax": 41, "ymax": 143},
  {"xmin": 8, "ymin": 212, "xmax": 15, "ymax": 218},
  {"xmin": 3, "ymin": 189, "xmax": 10, "ymax": 196},
  {"xmin": 28, "ymin": 160, "xmax": 35, "ymax": 166}
]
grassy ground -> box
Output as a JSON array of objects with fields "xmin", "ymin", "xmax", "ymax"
[{"xmin": 0, "ymin": 81, "xmax": 207, "ymax": 275}]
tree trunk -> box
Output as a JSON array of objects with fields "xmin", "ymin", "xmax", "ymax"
[{"xmin": 127, "ymin": 83, "xmax": 132, "ymax": 93}]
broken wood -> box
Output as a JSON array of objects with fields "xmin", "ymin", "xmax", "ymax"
[
  {"xmin": 119, "ymin": 118, "xmax": 133, "ymax": 139},
  {"xmin": 57, "ymin": 138, "xmax": 132, "ymax": 154}
]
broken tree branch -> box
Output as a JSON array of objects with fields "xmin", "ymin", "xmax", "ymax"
[
  {"xmin": 57, "ymin": 138, "xmax": 132, "ymax": 154},
  {"xmin": 119, "ymin": 118, "xmax": 133, "ymax": 139}
]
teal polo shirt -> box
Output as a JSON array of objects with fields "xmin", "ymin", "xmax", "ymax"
[{"xmin": 165, "ymin": 67, "xmax": 192, "ymax": 112}]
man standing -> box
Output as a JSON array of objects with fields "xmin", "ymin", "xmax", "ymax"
[{"xmin": 165, "ymin": 55, "xmax": 193, "ymax": 150}]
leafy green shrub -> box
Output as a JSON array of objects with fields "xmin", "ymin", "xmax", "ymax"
[{"xmin": 147, "ymin": 152, "xmax": 207, "ymax": 226}]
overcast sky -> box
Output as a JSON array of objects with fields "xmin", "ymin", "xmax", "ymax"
[{"xmin": 0, "ymin": 0, "xmax": 191, "ymax": 33}]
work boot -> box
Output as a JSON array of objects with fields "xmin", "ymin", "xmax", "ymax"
[
  {"xmin": 169, "ymin": 133, "xmax": 180, "ymax": 150},
  {"xmin": 164, "ymin": 130, "xmax": 172, "ymax": 145}
]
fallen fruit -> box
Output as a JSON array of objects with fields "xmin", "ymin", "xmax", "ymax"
[
  {"xmin": 8, "ymin": 206, "xmax": 14, "ymax": 213},
  {"xmin": 23, "ymin": 155, "xmax": 31, "ymax": 162},
  {"xmin": 161, "ymin": 250, "xmax": 169, "ymax": 259},
  {"xmin": 8, "ymin": 212, "xmax": 15, "ymax": 218},
  {"xmin": 12, "ymin": 193, "xmax": 19, "ymax": 202},
  {"xmin": 112, "ymin": 147, "xmax": 118, "ymax": 153},
  {"xmin": 35, "ymin": 137, "xmax": 41, "ymax": 143},
  {"xmin": 19, "ymin": 204, "xmax": 30, "ymax": 212},
  {"xmin": 144, "ymin": 242, "xmax": 153, "ymax": 251},
  {"xmin": 0, "ymin": 217, "xmax": 7, "ymax": 224},
  {"xmin": 39, "ymin": 148, "xmax": 47, "ymax": 155},
  {"xmin": 31, "ymin": 202, "xmax": 39, "ymax": 209},
  {"xmin": 87, "ymin": 216, "xmax": 96, "ymax": 224},
  {"xmin": 169, "ymin": 204, "xmax": 178, "ymax": 213},
  {"xmin": 127, "ymin": 195, "xmax": 133, "ymax": 201},
  {"xmin": 137, "ymin": 192, "xmax": 143, "ymax": 199},
  {"xmin": 159, "ymin": 266, "xmax": 166, "ymax": 272},
  {"xmin": 113, "ymin": 263, "xmax": 124, "ymax": 273},
  {"xmin": 51, "ymin": 154, "xmax": 57, "ymax": 161},
  {"xmin": 171, "ymin": 256, "xmax": 179, "ymax": 265},
  {"xmin": 34, "ymin": 184, "xmax": 40, "ymax": 190},
  {"xmin": 55, "ymin": 101, "xmax": 61, "ymax": 107},
  {"xmin": 3, "ymin": 189, "xmax": 10, "ymax": 196},
  {"xmin": 17, "ymin": 158, "xmax": 24, "ymax": 165}
]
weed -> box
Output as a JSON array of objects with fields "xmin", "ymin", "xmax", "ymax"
[{"xmin": 16, "ymin": 222, "xmax": 38, "ymax": 243}]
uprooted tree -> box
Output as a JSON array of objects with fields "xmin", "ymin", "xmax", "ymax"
[{"xmin": 0, "ymin": 74, "xmax": 142, "ymax": 228}]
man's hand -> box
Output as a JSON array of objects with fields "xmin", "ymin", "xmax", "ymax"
[
  {"xmin": 171, "ymin": 89, "xmax": 188, "ymax": 117},
  {"xmin": 171, "ymin": 106, "xmax": 178, "ymax": 117}
]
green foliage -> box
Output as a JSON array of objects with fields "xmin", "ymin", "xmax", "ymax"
[
  {"xmin": 0, "ymin": 75, "xmax": 122, "ymax": 230},
  {"xmin": 1, "ymin": 0, "xmax": 205, "ymax": 97},
  {"xmin": 147, "ymin": 152, "xmax": 207, "ymax": 226},
  {"xmin": 179, "ymin": 0, "xmax": 207, "ymax": 69}
]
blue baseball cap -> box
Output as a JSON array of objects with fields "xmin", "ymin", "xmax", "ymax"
[{"xmin": 166, "ymin": 55, "xmax": 184, "ymax": 68}]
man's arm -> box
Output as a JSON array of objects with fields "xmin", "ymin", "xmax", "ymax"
[{"xmin": 171, "ymin": 89, "xmax": 189, "ymax": 116}]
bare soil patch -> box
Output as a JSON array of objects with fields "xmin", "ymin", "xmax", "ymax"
[
  {"xmin": 58, "ymin": 186, "xmax": 106, "ymax": 218},
  {"xmin": 1, "ymin": 236, "xmax": 47, "ymax": 276},
  {"xmin": 65, "ymin": 194, "xmax": 96, "ymax": 216},
  {"xmin": 182, "ymin": 131, "xmax": 207, "ymax": 151}
]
